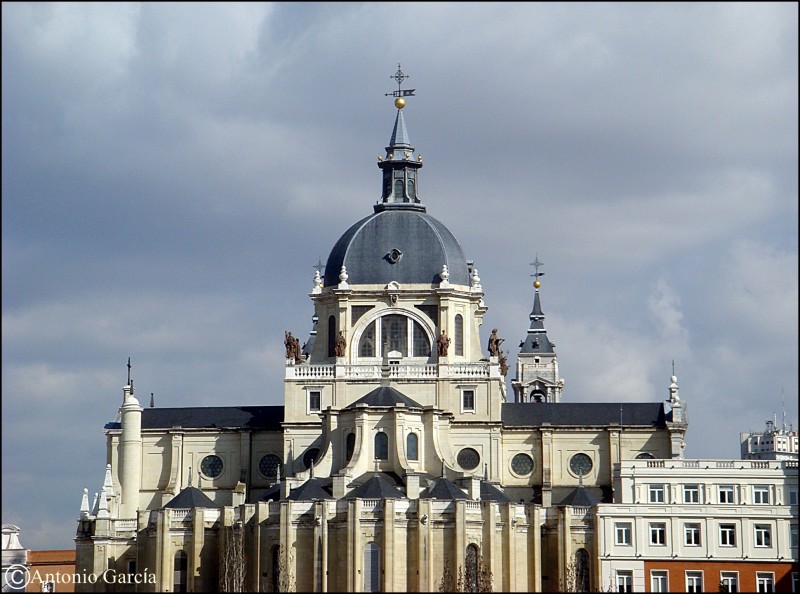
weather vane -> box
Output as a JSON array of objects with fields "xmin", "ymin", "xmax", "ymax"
[
  {"xmin": 530, "ymin": 255, "xmax": 545, "ymax": 287},
  {"xmin": 385, "ymin": 63, "xmax": 415, "ymax": 99}
]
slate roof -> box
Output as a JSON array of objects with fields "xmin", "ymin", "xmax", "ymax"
[
  {"xmin": 421, "ymin": 477, "xmax": 470, "ymax": 500},
  {"xmin": 164, "ymin": 486, "xmax": 217, "ymax": 509},
  {"xmin": 346, "ymin": 386, "xmax": 422, "ymax": 409},
  {"xmin": 117, "ymin": 406, "xmax": 285, "ymax": 430},
  {"xmin": 287, "ymin": 478, "xmax": 334, "ymax": 501},
  {"xmin": 502, "ymin": 402, "xmax": 667, "ymax": 427},
  {"xmin": 480, "ymin": 481, "xmax": 511, "ymax": 502},
  {"xmin": 323, "ymin": 209, "xmax": 470, "ymax": 287},
  {"xmin": 347, "ymin": 474, "xmax": 405, "ymax": 499},
  {"xmin": 557, "ymin": 484, "xmax": 599, "ymax": 507},
  {"xmin": 260, "ymin": 483, "xmax": 281, "ymax": 502}
]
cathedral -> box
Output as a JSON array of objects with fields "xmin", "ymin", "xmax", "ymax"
[{"xmin": 74, "ymin": 77, "xmax": 693, "ymax": 592}]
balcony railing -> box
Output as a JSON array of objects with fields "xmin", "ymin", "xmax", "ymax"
[{"xmin": 286, "ymin": 362, "xmax": 490, "ymax": 380}]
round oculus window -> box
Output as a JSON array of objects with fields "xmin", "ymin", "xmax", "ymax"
[
  {"xmin": 200, "ymin": 455, "xmax": 223, "ymax": 478},
  {"xmin": 303, "ymin": 448, "xmax": 321, "ymax": 470},
  {"xmin": 569, "ymin": 453, "xmax": 593, "ymax": 477},
  {"xmin": 457, "ymin": 447, "xmax": 480, "ymax": 471},
  {"xmin": 259, "ymin": 454, "xmax": 282, "ymax": 479},
  {"xmin": 511, "ymin": 453, "xmax": 534, "ymax": 476}
]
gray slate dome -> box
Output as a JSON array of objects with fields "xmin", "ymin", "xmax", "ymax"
[{"xmin": 323, "ymin": 206, "xmax": 470, "ymax": 287}]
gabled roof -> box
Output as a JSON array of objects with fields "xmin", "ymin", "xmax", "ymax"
[
  {"xmin": 260, "ymin": 483, "xmax": 281, "ymax": 502},
  {"xmin": 502, "ymin": 402, "xmax": 667, "ymax": 428},
  {"xmin": 346, "ymin": 386, "xmax": 422, "ymax": 409},
  {"xmin": 422, "ymin": 477, "xmax": 470, "ymax": 500},
  {"xmin": 347, "ymin": 474, "xmax": 405, "ymax": 499},
  {"xmin": 480, "ymin": 481, "xmax": 510, "ymax": 503},
  {"xmin": 287, "ymin": 478, "xmax": 334, "ymax": 501},
  {"xmin": 164, "ymin": 486, "xmax": 217, "ymax": 509}
]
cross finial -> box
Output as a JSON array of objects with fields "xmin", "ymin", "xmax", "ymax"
[
  {"xmin": 385, "ymin": 63, "xmax": 416, "ymax": 99},
  {"xmin": 313, "ymin": 257, "xmax": 325, "ymax": 275},
  {"xmin": 127, "ymin": 357, "xmax": 131, "ymax": 385},
  {"xmin": 530, "ymin": 255, "xmax": 545, "ymax": 279},
  {"xmin": 672, "ymin": 359, "xmax": 675, "ymax": 376}
]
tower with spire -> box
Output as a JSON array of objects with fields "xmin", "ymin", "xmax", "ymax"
[{"xmin": 511, "ymin": 256, "xmax": 564, "ymax": 403}]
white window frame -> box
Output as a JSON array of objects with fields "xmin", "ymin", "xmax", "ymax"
[
  {"xmin": 616, "ymin": 570, "xmax": 633, "ymax": 593},
  {"xmin": 685, "ymin": 571, "xmax": 703, "ymax": 593},
  {"xmin": 650, "ymin": 570, "xmax": 668, "ymax": 593},
  {"xmin": 649, "ymin": 484, "xmax": 666, "ymax": 503},
  {"xmin": 791, "ymin": 524, "xmax": 799, "ymax": 549},
  {"xmin": 683, "ymin": 484, "xmax": 700, "ymax": 503},
  {"xmin": 306, "ymin": 386, "xmax": 323, "ymax": 414},
  {"xmin": 684, "ymin": 523, "xmax": 701, "ymax": 546},
  {"xmin": 615, "ymin": 522, "xmax": 632, "ymax": 546},
  {"xmin": 650, "ymin": 522, "xmax": 667, "ymax": 546},
  {"xmin": 720, "ymin": 571, "xmax": 739, "ymax": 593},
  {"xmin": 754, "ymin": 524, "xmax": 772, "ymax": 548},
  {"xmin": 719, "ymin": 523, "xmax": 737, "ymax": 547},
  {"xmin": 719, "ymin": 485, "xmax": 735, "ymax": 504},
  {"xmin": 756, "ymin": 572, "xmax": 775, "ymax": 593},
  {"xmin": 789, "ymin": 486, "xmax": 798, "ymax": 506},
  {"xmin": 754, "ymin": 485, "xmax": 771, "ymax": 504},
  {"xmin": 460, "ymin": 386, "xmax": 477, "ymax": 413}
]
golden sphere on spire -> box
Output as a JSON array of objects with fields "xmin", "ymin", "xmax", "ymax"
[
  {"xmin": 394, "ymin": 97, "xmax": 406, "ymax": 109},
  {"xmin": 533, "ymin": 280, "xmax": 541, "ymax": 289}
]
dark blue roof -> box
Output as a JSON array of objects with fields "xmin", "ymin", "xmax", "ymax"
[
  {"xmin": 287, "ymin": 478, "xmax": 334, "ymax": 501},
  {"xmin": 558, "ymin": 484, "xmax": 599, "ymax": 507},
  {"xmin": 422, "ymin": 477, "xmax": 470, "ymax": 500},
  {"xmin": 347, "ymin": 474, "xmax": 405, "ymax": 499},
  {"xmin": 323, "ymin": 209, "xmax": 470, "ymax": 287},
  {"xmin": 346, "ymin": 386, "xmax": 423, "ymax": 409},
  {"xmin": 164, "ymin": 486, "xmax": 217, "ymax": 509},
  {"xmin": 502, "ymin": 402, "xmax": 667, "ymax": 427},
  {"xmin": 480, "ymin": 481, "xmax": 510, "ymax": 502},
  {"xmin": 138, "ymin": 406, "xmax": 284, "ymax": 430}
]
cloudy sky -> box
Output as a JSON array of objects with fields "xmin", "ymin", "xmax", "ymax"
[{"xmin": 3, "ymin": 2, "xmax": 797, "ymax": 550}]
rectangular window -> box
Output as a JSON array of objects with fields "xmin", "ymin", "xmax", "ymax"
[
  {"xmin": 684, "ymin": 484, "xmax": 700, "ymax": 503},
  {"xmin": 650, "ymin": 571, "xmax": 668, "ymax": 593},
  {"xmin": 616, "ymin": 571, "xmax": 633, "ymax": 593},
  {"xmin": 649, "ymin": 484, "xmax": 666, "ymax": 503},
  {"xmin": 791, "ymin": 572, "xmax": 799, "ymax": 593},
  {"xmin": 719, "ymin": 485, "xmax": 735, "ymax": 503},
  {"xmin": 720, "ymin": 523, "xmax": 737, "ymax": 547},
  {"xmin": 686, "ymin": 571, "xmax": 703, "ymax": 593},
  {"xmin": 754, "ymin": 485, "xmax": 771, "ymax": 504},
  {"xmin": 755, "ymin": 524, "xmax": 772, "ymax": 548},
  {"xmin": 684, "ymin": 523, "xmax": 701, "ymax": 546},
  {"xmin": 308, "ymin": 390, "xmax": 321, "ymax": 412},
  {"xmin": 462, "ymin": 389, "xmax": 475, "ymax": 412},
  {"xmin": 720, "ymin": 572, "xmax": 739, "ymax": 593},
  {"xmin": 615, "ymin": 522, "xmax": 632, "ymax": 545},
  {"xmin": 756, "ymin": 572, "xmax": 775, "ymax": 592},
  {"xmin": 791, "ymin": 524, "xmax": 799, "ymax": 549},
  {"xmin": 790, "ymin": 487, "xmax": 799, "ymax": 506},
  {"xmin": 650, "ymin": 522, "xmax": 666, "ymax": 545}
]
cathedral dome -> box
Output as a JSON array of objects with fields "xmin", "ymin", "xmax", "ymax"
[{"xmin": 323, "ymin": 205, "xmax": 470, "ymax": 287}]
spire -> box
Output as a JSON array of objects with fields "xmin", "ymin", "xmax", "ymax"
[
  {"xmin": 519, "ymin": 257, "xmax": 555, "ymax": 354},
  {"xmin": 79, "ymin": 488, "xmax": 90, "ymax": 519},
  {"xmin": 376, "ymin": 63, "xmax": 424, "ymax": 211},
  {"xmin": 103, "ymin": 464, "xmax": 115, "ymax": 497}
]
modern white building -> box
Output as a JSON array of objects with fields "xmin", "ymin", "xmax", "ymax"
[
  {"xmin": 741, "ymin": 415, "xmax": 799, "ymax": 461},
  {"xmin": 596, "ymin": 458, "xmax": 799, "ymax": 592}
]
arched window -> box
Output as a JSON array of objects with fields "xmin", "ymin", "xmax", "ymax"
[
  {"xmin": 328, "ymin": 316, "xmax": 336, "ymax": 357},
  {"xmin": 454, "ymin": 315, "xmax": 464, "ymax": 356},
  {"xmin": 375, "ymin": 432, "xmax": 388, "ymax": 460},
  {"xmin": 357, "ymin": 314, "xmax": 431, "ymax": 360},
  {"xmin": 394, "ymin": 179, "xmax": 404, "ymax": 201},
  {"xmin": 575, "ymin": 548, "xmax": 590, "ymax": 592},
  {"xmin": 407, "ymin": 178, "xmax": 415, "ymax": 200},
  {"xmin": 173, "ymin": 551, "xmax": 188, "ymax": 593},
  {"xmin": 407, "ymin": 433, "xmax": 418, "ymax": 461},
  {"xmin": 346, "ymin": 432, "xmax": 356, "ymax": 463},
  {"xmin": 364, "ymin": 542, "xmax": 380, "ymax": 592},
  {"xmin": 465, "ymin": 544, "xmax": 479, "ymax": 592},
  {"xmin": 636, "ymin": 452, "xmax": 656, "ymax": 460}
]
